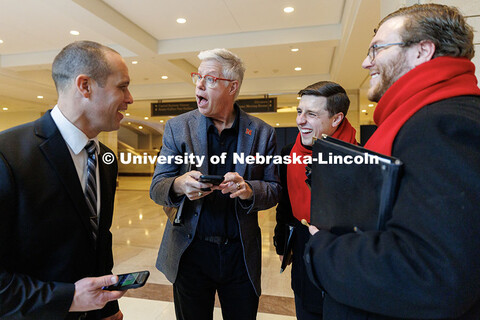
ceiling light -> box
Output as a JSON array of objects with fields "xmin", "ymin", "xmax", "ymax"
[
  {"xmin": 160, "ymin": 120, "xmax": 164, "ymax": 123},
  {"xmin": 132, "ymin": 61, "xmax": 138, "ymax": 65},
  {"xmin": 37, "ymin": 95, "xmax": 43, "ymax": 99},
  {"xmin": 125, "ymin": 113, "xmax": 130, "ymax": 116},
  {"xmin": 290, "ymin": 48, "xmax": 299, "ymax": 52},
  {"xmin": 144, "ymin": 117, "xmax": 149, "ymax": 120},
  {"xmin": 294, "ymin": 67, "xmax": 302, "ymax": 71},
  {"xmin": 161, "ymin": 76, "xmax": 168, "ymax": 80},
  {"xmin": 284, "ymin": 7, "xmax": 294, "ymax": 13},
  {"xmin": 2, "ymin": 107, "xmax": 8, "ymax": 111},
  {"xmin": 176, "ymin": 18, "xmax": 186, "ymax": 24},
  {"xmin": 0, "ymin": 40, "xmax": 3, "ymax": 44},
  {"xmin": 138, "ymin": 126, "xmax": 143, "ymax": 129},
  {"xmin": 128, "ymin": 122, "xmax": 132, "ymax": 125},
  {"xmin": 368, "ymin": 103, "xmax": 374, "ymax": 107},
  {"xmin": 362, "ymin": 109, "xmax": 367, "ymax": 113},
  {"xmin": 70, "ymin": 30, "xmax": 80, "ymax": 36},
  {"xmin": 276, "ymin": 123, "xmax": 280, "ymax": 126},
  {"xmin": 296, "ymin": 97, "xmax": 301, "ymax": 100}
]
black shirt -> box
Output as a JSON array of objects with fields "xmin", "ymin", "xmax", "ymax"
[{"xmin": 196, "ymin": 107, "xmax": 240, "ymax": 239}]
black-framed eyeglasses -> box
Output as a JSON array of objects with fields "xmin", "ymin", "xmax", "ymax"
[
  {"xmin": 366, "ymin": 42, "xmax": 406, "ymax": 61},
  {"xmin": 191, "ymin": 72, "xmax": 235, "ymax": 88}
]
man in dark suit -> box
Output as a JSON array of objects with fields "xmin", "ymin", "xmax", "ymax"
[
  {"xmin": 150, "ymin": 48, "xmax": 281, "ymax": 320},
  {"xmin": 304, "ymin": 4, "xmax": 480, "ymax": 319},
  {"xmin": 0, "ymin": 41, "xmax": 133, "ymax": 319}
]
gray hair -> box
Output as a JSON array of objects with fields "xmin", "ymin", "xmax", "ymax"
[
  {"xmin": 52, "ymin": 41, "xmax": 119, "ymax": 93},
  {"xmin": 198, "ymin": 48, "xmax": 245, "ymax": 98}
]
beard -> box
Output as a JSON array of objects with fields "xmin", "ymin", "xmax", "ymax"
[{"xmin": 368, "ymin": 53, "xmax": 412, "ymax": 102}]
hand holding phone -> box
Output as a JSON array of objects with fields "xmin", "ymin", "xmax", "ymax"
[
  {"xmin": 103, "ymin": 271, "xmax": 150, "ymax": 291},
  {"xmin": 199, "ymin": 175, "xmax": 224, "ymax": 185}
]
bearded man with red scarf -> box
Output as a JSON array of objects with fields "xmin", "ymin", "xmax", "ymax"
[
  {"xmin": 274, "ymin": 81, "xmax": 357, "ymax": 319},
  {"xmin": 304, "ymin": 4, "xmax": 480, "ymax": 320}
]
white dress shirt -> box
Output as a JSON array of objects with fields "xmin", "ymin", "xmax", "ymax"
[{"xmin": 50, "ymin": 106, "xmax": 101, "ymax": 216}]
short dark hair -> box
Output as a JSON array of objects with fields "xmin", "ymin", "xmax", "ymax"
[
  {"xmin": 52, "ymin": 41, "xmax": 119, "ymax": 92},
  {"xmin": 298, "ymin": 81, "xmax": 350, "ymax": 117},
  {"xmin": 377, "ymin": 4, "xmax": 475, "ymax": 59}
]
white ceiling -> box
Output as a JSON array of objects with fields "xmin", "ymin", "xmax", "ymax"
[{"xmin": 0, "ymin": 0, "xmax": 382, "ymax": 121}]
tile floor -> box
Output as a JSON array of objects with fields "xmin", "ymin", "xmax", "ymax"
[{"xmin": 112, "ymin": 176, "xmax": 296, "ymax": 319}]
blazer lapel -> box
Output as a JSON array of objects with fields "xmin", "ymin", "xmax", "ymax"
[
  {"xmin": 192, "ymin": 111, "xmax": 209, "ymax": 174},
  {"xmin": 235, "ymin": 110, "xmax": 255, "ymax": 177},
  {"xmin": 36, "ymin": 112, "xmax": 96, "ymax": 247},
  {"xmin": 98, "ymin": 144, "xmax": 115, "ymax": 231}
]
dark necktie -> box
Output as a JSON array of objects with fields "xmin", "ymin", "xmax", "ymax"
[{"xmin": 85, "ymin": 140, "xmax": 99, "ymax": 244}]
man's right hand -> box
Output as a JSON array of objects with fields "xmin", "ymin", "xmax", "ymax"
[
  {"xmin": 69, "ymin": 275, "xmax": 125, "ymax": 312},
  {"xmin": 172, "ymin": 170, "xmax": 213, "ymax": 200}
]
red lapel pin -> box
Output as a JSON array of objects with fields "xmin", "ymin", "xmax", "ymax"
[{"xmin": 245, "ymin": 128, "xmax": 252, "ymax": 136}]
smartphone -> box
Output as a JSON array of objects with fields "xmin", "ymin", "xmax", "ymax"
[
  {"xmin": 103, "ymin": 270, "xmax": 150, "ymax": 291},
  {"xmin": 199, "ymin": 175, "xmax": 224, "ymax": 185}
]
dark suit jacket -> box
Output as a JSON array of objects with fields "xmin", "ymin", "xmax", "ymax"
[
  {"xmin": 304, "ymin": 96, "xmax": 480, "ymax": 319},
  {"xmin": 273, "ymin": 143, "xmax": 324, "ymax": 314},
  {"xmin": 0, "ymin": 111, "xmax": 119, "ymax": 319},
  {"xmin": 150, "ymin": 108, "xmax": 281, "ymax": 296}
]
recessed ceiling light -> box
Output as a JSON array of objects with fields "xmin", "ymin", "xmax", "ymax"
[
  {"xmin": 176, "ymin": 18, "xmax": 187, "ymax": 24},
  {"xmin": 126, "ymin": 113, "xmax": 130, "ymax": 116},
  {"xmin": 290, "ymin": 48, "xmax": 299, "ymax": 52},
  {"xmin": 284, "ymin": 7, "xmax": 294, "ymax": 13},
  {"xmin": 368, "ymin": 103, "xmax": 374, "ymax": 107},
  {"xmin": 128, "ymin": 122, "xmax": 132, "ymax": 125},
  {"xmin": 294, "ymin": 67, "xmax": 302, "ymax": 71},
  {"xmin": 2, "ymin": 107, "xmax": 8, "ymax": 111},
  {"xmin": 296, "ymin": 97, "xmax": 301, "ymax": 100},
  {"xmin": 138, "ymin": 126, "xmax": 143, "ymax": 129},
  {"xmin": 132, "ymin": 61, "xmax": 138, "ymax": 65},
  {"xmin": 160, "ymin": 120, "xmax": 164, "ymax": 123},
  {"xmin": 37, "ymin": 95, "xmax": 44, "ymax": 99},
  {"xmin": 144, "ymin": 117, "xmax": 149, "ymax": 120},
  {"xmin": 161, "ymin": 76, "xmax": 168, "ymax": 80},
  {"xmin": 70, "ymin": 30, "xmax": 80, "ymax": 36},
  {"xmin": 276, "ymin": 123, "xmax": 280, "ymax": 126},
  {"xmin": 362, "ymin": 109, "xmax": 367, "ymax": 113},
  {"xmin": 0, "ymin": 40, "xmax": 4, "ymax": 44}
]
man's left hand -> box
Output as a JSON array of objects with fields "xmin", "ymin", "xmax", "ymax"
[
  {"xmin": 102, "ymin": 311, "xmax": 123, "ymax": 320},
  {"xmin": 309, "ymin": 225, "xmax": 319, "ymax": 235},
  {"xmin": 216, "ymin": 172, "xmax": 253, "ymax": 200}
]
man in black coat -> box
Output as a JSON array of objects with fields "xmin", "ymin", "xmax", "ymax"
[
  {"xmin": 305, "ymin": 4, "xmax": 480, "ymax": 319},
  {"xmin": 0, "ymin": 41, "xmax": 133, "ymax": 319}
]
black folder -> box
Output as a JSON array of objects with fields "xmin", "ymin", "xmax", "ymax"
[
  {"xmin": 310, "ymin": 134, "xmax": 403, "ymax": 232},
  {"xmin": 280, "ymin": 224, "xmax": 294, "ymax": 273}
]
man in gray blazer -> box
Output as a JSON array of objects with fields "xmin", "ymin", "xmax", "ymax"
[{"xmin": 150, "ymin": 48, "xmax": 281, "ymax": 320}]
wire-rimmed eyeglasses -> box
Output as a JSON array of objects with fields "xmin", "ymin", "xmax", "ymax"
[
  {"xmin": 366, "ymin": 42, "xmax": 406, "ymax": 61},
  {"xmin": 191, "ymin": 72, "xmax": 235, "ymax": 88}
]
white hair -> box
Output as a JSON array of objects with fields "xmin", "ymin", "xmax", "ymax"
[{"xmin": 198, "ymin": 48, "xmax": 245, "ymax": 98}]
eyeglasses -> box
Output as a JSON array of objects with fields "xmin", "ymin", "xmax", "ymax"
[
  {"xmin": 366, "ymin": 42, "xmax": 406, "ymax": 61},
  {"xmin": 191, "ymin": 72, "xmax": 235, "ymax": 88}
]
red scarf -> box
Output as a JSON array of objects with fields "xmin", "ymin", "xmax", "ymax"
[
  {"xmin": 287, "ymin": 118, "xmax": 357, "ymax": 222},
  {"xmin": 365, "ymin": 57, "xmax": 480, "ymax": 155}
]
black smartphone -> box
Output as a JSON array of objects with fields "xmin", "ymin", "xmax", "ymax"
[
  {"xmin": 103, "ymin": 270, "xmax": 150, "ymax": 291},
  {"xmin": 199, "ymin": 175, "xmax": 224, "ymax": 185}
]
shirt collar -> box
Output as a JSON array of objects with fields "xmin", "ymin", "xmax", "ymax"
[
  {"xmin": 206, "ymin": 104, "xmax": 241, "ymax": 134},
  {"xmin": 50, "ymin": 105, "xmax": 99, "ymax": 155}
]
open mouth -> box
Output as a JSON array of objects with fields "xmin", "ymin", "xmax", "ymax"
[
  {"xmin": 371, "ymin": 72, "xmax": 379, "ymax": 79},
  {"xmin": 196, "ymin": 95, "xmax": 208, "ymax": 107},
  {"xmin": 300, "ymin": 128, "xmax": 313, "ymax": 135}
]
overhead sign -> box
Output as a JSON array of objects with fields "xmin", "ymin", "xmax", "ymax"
[{"xmin": 151, "ymin": 98, "xmax": 277, "ymax": 116}]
